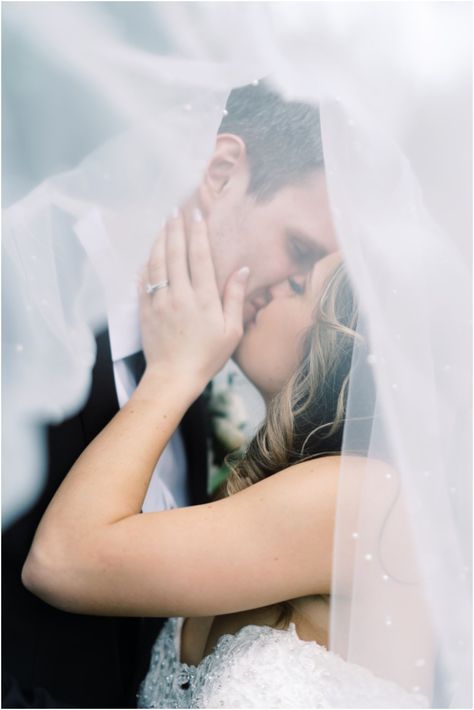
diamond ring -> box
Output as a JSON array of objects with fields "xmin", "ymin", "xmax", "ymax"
[{"xmin": 145, "ymin": 280, "xmax": 169, "ymax": 295}]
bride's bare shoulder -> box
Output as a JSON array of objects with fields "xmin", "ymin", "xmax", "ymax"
[
  {"xmin": 254, "ymin": 454, "xmax": 394, "ymax": 503},
  {"xmin": 282, "ymin": 453, "xmax": 393, "ymax": 479},
  {"xmin": 263, "ymin": 453, "xmax": 363, "ymax": 485},
  {"xmin": 230, "ymin": 456, "xmax": 344, "ymax": 517}
]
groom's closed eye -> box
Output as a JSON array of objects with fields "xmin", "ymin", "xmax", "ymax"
[{"xmin": 287, "ymin": 232, "xmax": 325, "ymax": 270}]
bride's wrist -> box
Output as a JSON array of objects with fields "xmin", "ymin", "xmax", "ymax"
[{"xmin": 134, "ymin": 364, "xmax": 204, "ymax": 406}]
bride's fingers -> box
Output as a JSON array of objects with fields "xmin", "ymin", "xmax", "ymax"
[
  {"xmin": 222, "ymin": 266, "xmax": 250, "ymax": 341},
  {"xmin": 188, "ymin": 208, "xmax": 219, "ymax": 301},
  {"xmin": 147, "ymin": 222, "xmax": 167, "ymax": 298},
  {"xmin": 138, "ymin": 266, "xmax": 153, "ymax": 321},
  {"xmin": 166, "ymin": 209, "xmax": 191, "ymax": 297}
]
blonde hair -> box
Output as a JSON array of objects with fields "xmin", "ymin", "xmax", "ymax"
[
  {"xmin": 227, "ymin": 263, "xmax": 361, "ymax": 493},
  {"xmin": 226, "ymin": 263, "xmax": 366, "ymax": 626}
]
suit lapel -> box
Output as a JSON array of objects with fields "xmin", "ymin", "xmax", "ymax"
[
  {"xmin": 180, "ymin": 389, "xmax": 211, "ymax": 505},
  {"xmin": 82, "ymin": 333, "xmax": 210, "ymax": 505},
  {"xmin": 79, "ymin": 329, "xmax": 120, "ymax": 445}
]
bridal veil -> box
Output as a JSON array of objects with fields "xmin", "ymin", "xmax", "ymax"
[{"xmin": 3, "ymin": 3, "xmax": 471, "ymax": 706}]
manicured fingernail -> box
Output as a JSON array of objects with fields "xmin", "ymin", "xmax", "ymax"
[
  {"xmin": 237, "ymin": 266, "xmax": 250, "ymax": 282},
  {"xmin": 192, "ymin": 207, "xmax": 203, "ymax": 223}
]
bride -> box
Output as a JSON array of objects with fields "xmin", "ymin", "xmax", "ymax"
[{"xmin": 22, "ymin": 211, "xmax": 428, "ymax": 708}]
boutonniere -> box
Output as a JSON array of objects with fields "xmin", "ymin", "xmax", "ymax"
[{"xmin": 208, "ymin": 374, "xmax": 248, "ymax": 496}]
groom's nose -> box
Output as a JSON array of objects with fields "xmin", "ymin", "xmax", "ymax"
[
  {"xmin": 268, "ymin": 280, "xmax": 295, "ymax": 299},
  {"xmin": 269, "ymin": 282, "xmax": 289, "ymax": 298},
  {"xmin": 250, "ymin": 291, "xmax": 271, "ymax": 312}
]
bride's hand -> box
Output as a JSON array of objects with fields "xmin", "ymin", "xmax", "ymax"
[{"xmin": 138, "ymin": 209, "xmax": 249, "ymax": 397}]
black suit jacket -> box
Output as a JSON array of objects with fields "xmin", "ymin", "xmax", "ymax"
[{"xmin": 2, "ymin": 330, "xmax": 210, "ymax": 708}]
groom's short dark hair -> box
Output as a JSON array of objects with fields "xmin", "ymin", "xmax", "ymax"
[{"xmin": 218, "ymin": 80, "xmax": 324, "ymax": 202}]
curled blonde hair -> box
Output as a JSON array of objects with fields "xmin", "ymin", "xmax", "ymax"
[
  {"xmin": 225, "ymin": 263, "xmax": 366, "ymax": 627},
  {"xmin": 227, "ymin": 263, "xmax": 361, "ymax": 495}
]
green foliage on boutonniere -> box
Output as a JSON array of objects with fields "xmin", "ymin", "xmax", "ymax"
[{"xmin": 208, "ymin": 374, "xmax": 248, "ymax": 497}]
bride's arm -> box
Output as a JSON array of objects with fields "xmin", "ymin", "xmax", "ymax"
[
  {"xmin": 23, "ymin": 451, "xmax": 340, "ymax": 617},
  {"xmin": 22, "ymin": 211, "xmax": 339, "ymax": 617}
]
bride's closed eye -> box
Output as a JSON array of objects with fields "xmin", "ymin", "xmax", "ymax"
[{"xmin": 288, "ymin": 276, "xmax": 306, "ymax": 295}]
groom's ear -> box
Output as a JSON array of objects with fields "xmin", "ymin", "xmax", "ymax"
[{"xmin": 199, "ymin": 134, "xmax": 249, "ymax": 212}]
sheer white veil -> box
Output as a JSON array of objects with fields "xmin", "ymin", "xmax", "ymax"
[{"xmin": 3, "ymin": 3, "xmax": 471, "ymax": 707}]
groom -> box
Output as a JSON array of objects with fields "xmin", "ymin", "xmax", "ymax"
[{"xmin": 3, "ymin": 81, "xmax": 337, "ymax": 708}]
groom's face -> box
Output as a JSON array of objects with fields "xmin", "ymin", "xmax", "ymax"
[
  {"xmin": 196, "ymin": 134, "xmax": 338, "ymax": 325},
  {"xmin": 204, "ymin": 167, "xmax": 338, "ymax": 326}
]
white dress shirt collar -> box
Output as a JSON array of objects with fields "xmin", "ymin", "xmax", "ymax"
[
  {"xmin": 73, "ymin": 208, "xmax": 190, "ymax": 512},
  {"xmin": 74, "ymin": 208, "xmax": 142, "ymax": 361}
]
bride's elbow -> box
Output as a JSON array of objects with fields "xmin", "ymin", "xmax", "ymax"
[
  {"xmin": 22, "ymin": 541, "xmax": 88, "ymax": 614},
  {"xmin": 22, "ymin": 544, "xmax": 60, "ymax": 605}
]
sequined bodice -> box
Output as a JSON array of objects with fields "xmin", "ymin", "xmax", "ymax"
[{"xmin": 137, "ymin": 617, "xmax": 428, "ymax": 708}]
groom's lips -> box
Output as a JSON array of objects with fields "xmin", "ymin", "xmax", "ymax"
[{"xmin": 244, "ymin": 297, "xmax": 267, "ymax": 327}]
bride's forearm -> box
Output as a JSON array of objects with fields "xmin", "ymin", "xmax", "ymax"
[
  {"xmin": 23, "ymin": 212, "xmax": 247, "ymax": 603},
  {"xmin": 25, "ymin": 367, "xmax": 201, "ymax": 563}
]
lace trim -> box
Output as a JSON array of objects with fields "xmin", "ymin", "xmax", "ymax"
[{"xmin": 137, "ymin": 617, "xmax": 429, "ymax": 709}]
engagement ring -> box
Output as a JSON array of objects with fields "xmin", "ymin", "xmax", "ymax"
[{"xmin": 145, "ymin": 280, "xmax": 169, "ymax": 295}]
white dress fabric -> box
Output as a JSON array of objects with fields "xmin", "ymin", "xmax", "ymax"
[{"xmin": 137, "ymin": 617, "xmax": 428, "ymax": 708}]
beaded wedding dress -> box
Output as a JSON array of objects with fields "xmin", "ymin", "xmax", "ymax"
[{"xmin": 137, "ymin": 617, "xmax": 428, "ymax": 708}]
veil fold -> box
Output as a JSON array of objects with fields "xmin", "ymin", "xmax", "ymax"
[{"xmin": 3, "ymin": 3, "xmax": 471, "ymax": 706}]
